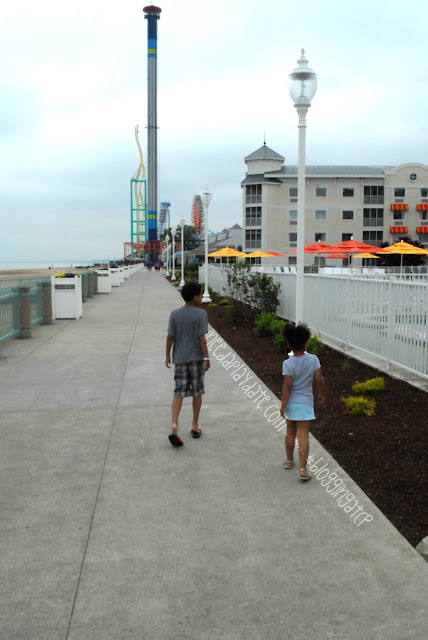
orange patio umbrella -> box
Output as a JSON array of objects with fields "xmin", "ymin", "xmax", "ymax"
[
  {"xmin": 303, "ymin": 242, "xmax": 336, "ymax": 253},
  {"xmin": 329, "ymin": 239, "xmax": 382, "ymax": 254},
  {"xmin": 266, "ymin": 250, "xmax": 287, "ymax": 257},
  {"xmin": 325, "ymin": 254, "xmax": 349, "ymax": 259},
  {"xmin": 289, "ymin": 243, "xmax": 336, "ymax": 254}
]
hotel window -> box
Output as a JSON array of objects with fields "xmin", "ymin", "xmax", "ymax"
[
  {"xmin": 289, "ymin": 187, "xmax": 298, "ymax": 197},
  {"xmin": 420, "ymin": 188, "xmax": 428, "ymax": 198},
  {"xmin": 393, "ymin": 210, "xmax": 405, "ymax": 221},
  {"xmin": 289, "ymin": 232, "xmax": 297, "ymax": 245},
  {"xmin": 363, "ymin": 230, "xmax": 383, "ymax": 245},
  {"xmin": 315, "ymin": 233, "xmax": 326, "ymax": 242},
  {"xmin": 315, "ymin": 187, "xmax": 327, "ymax": 197},
  {"xmin": 245, "ymin": 229, "xmax": 261, "ymax": 248},
  {"xmin": 342, "ymin": 210, "xmax": 354, "ymax": 220},
  {"xmin": 289, "ymin": 209, "xmax": 297, "ymax": 225},
  {"xmin": 245, "ymin": 184, "xmax": 262, "ymax": 204},
  {"xmin": 363, "ymin": 208, "xmax": 384, "ymax": 227},
  {"xmin": 315, "ymin": 210, "xmax": 327, "ymax": 220},
  {"xmin": 420, "ymin": 211, "xmax": 428, "ymax": 221},
  {"xmin": 245, "ymin": 207, "xmax": 261, "ymax": 226},
  {"xmin": 394, "ymin": 187, "xmax": 405, "ymax": 198},
  {"xmin": 342, "ymin": 232, "xmax": 352, "ymax": 242},
  {"xmin": 364, "ymin": 185, "xmax": 384, "ymax": 204},
  {"xmin": 343, "ymin": 188, "xmax": 354, "ymax": 197}
]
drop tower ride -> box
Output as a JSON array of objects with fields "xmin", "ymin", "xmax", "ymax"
[{"xmin": 143, "ymin": 4, "xmax": 162, "ymax": 251}]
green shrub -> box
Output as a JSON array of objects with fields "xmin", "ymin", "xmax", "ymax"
[
  {"xmin": 342, "ymin": 359, "xmax": 350, "ymax": 372},
  {"xmin": 247, "ymin": 272, "xmax": 281, "ymax": 313},
  {"xmin": 306, "ymin": 335, "xmax": 324, "ymax": 356},
  {"xmin": 184, "ymin": 262, "xmax": 200, "ymax": 273},
  {"xmin": 274, "ymin": 329, "xmax": 288, "ymax": 353},
  {"xmin": 208, "ymin": 302, "xmax": 218, "ymax": 308},
  {"xmin": 226, "ymin": 262, "xmax": 250, "ymax": 302},
  {"xmin": 228, "ymin": 305, "xmax": 245, "ymax": 324},
  {"xmin": 219, "ymin": 297, "xmax": 230, "ymax": 306},
  {"xmin": 253, "ymin": 313, "xmax": 277, "ymax": 336},
  {"xmin": 225, "ymin": 263, "xmax": 281, "ymax": 313},
  {"xmin": 352, "ymin": 377, "xmax": 385, "ymax": 395},
  {"xmin": 342, "ymin": 396, "xmax": 376, "ymax": 416}
]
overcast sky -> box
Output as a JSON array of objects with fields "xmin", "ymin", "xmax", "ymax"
[{"xmin": 2, "ymin": 0, "xmax": 428, "ymax": 262}]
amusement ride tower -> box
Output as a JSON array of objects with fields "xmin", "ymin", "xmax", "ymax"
[{"xmin": 143, "ymin": 4, "xmax": 161, "ymax": 260}]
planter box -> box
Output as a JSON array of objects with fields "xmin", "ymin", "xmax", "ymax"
[
  {"xmin": 118, "ymin": 267, "xmax": 125, "ymax": 284},
  {"xmin": 51, "ymin": 276, "xmax": 83, "ymax": 319},
  {"xmin": 96, "ymin": 269, "xmax": 112, "ymax": 294},
  {"xmin": 123, "ymin": 266, "xmax": 131, "ymax": 279},
  {"xmin": 110, "ymin": 268, "xmax": 121, "ymax": 287}
]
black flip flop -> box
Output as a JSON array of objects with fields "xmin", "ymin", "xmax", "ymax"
[
  {"xmin": 168, "ymin": 433, "xmax": 184, "ymax": 447},
  {"xmin": 190, "ymin": 429, "xmax": 202, "ymax": 439}
]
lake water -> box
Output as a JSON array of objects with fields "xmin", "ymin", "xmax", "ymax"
[{"xmin": 0, "ymin": 259, "xmax": 117, "ymax": 271}]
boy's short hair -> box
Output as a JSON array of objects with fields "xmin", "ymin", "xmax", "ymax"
[{"xmin": 181, "ymin": 282, "xmax": 202, "ymax": 302}]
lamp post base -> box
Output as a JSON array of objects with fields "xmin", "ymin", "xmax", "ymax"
[{"xmin": 202, "ymin": 291, "xmax": 212, "ymax": 303}]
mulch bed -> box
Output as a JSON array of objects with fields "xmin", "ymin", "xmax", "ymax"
[{"xmin": 203, "ymin": 292, "xmax": 427, "ymax": 548}]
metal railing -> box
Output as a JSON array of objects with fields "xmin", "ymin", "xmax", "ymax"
[
  {"xmin": 29, "ymin": 282, "xmax": 44, "ymax": 326},
  {"xmin": 0, "ymin": 286, "xmax": 20, "ymax": 343}
]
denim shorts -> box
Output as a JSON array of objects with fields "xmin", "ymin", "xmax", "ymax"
[
  {"xmin": 174, "ymin": 361, "xmax": 205, "ymax": 398},
  {"xmin": 285, "ymin": 402, "xmax": 315, "ymax": 421}
]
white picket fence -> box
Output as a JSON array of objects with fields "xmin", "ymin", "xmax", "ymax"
[{"xmin": 201, "ymin": 265, "xmax": 428, "ymax": 380}]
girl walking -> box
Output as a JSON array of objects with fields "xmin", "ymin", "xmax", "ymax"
[{"xmin": 280, "ymin": 323, "xmax": 326, "ymax": 481}]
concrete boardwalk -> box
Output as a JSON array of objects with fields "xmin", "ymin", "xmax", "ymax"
[{"xmin": 0, "ymin": 269, "xmax": 426, "ymax": 640}]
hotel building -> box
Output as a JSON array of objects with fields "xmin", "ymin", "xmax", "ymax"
[{"xmin": 241, "ymin": 144, "xmax": 428, "ymax": 261}]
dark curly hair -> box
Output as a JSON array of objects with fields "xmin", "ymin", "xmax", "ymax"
[
  {"xmin": 283, "ymin": 322, "xmax": 311, "ymax": 351},
  {"xmin": 181, "ymin": 282, "xmax": 202, "ymax": 302}
]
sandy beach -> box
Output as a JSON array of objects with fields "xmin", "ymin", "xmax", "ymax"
[{"xmin": 0, "ymin": 267, "xmax": 91, "ymax": 280}]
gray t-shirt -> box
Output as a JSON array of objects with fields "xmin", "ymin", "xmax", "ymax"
[
  {"xmin": 167, "ymin": 305, "xmax": 208, "ymax": 364},
  {"xmin": 282, "ymin": 353, "xmax": 321, "ymax": 405}
]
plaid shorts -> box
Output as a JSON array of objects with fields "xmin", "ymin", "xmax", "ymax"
[{"xmin": 173, "ymin": 360, "xmax": 205, "ymax": 398}]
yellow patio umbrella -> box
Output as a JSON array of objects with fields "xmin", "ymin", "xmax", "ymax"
[
  {"xmin": 353, "ymin": 253, "xmax": 380, "ymax": 259},
  {"xmin": 376, "ymin": 241, "xmax": 428, "ymax": 270},
  {"xmin": 377, "ymin": 241, "xmax": 428, "ymax": 255},
  {"xmin": 208, "ymin": 246, "xmax": 247, "ymax": 257},
  {"xmin": 245, "ymin": 250, "xmax": 273, "ymax": 258}
]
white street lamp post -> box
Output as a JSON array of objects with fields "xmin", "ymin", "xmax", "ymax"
[
  {"xmin": 288, "ymin": 49, "xmax": 317, "ymax": 324},
  {"xmin": 165, "ymin": 233, "xmax": 170, "ymax": 274},
  {"xmin": 179, "ymin": 217, "xmax": 186, "ymax": 289},
  {"xmin": 201, "ymin": 185, "xmax": 212, "ymax": 303},
  {"xmin": 171, "ymin": 227, "xmax": 177, "ymax": 281}
]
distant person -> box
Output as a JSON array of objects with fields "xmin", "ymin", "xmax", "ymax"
[
  {"xmin": 165, "ymin": 282, "xmax": 210, "ymax": 446},
  {"xmin": 280, "ymin": 322, "xmax": 326, "ymax": 480}
]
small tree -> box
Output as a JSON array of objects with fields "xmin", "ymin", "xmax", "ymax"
[
  {"xmin": 226, "ymin": 262, "xmax": 251, "ymax": 302},
  {"xmin": 246, "ymin": 272, "xmax": 281, "ymax": 313},
  {"xmin": 160, "ymin": 225, "xmax": 199, "ymax": 251}
]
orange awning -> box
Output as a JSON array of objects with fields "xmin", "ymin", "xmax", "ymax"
[
  {"xmin": 416, "ymin": 226, "xmax": 428, "ymax": 233},
  {"xmin": 417, "ymin": 204, "xmax": 428, "ymax": 211},
  {"xmin": 390, "ymin": 226, "xmax": 408, "ymax": 234},
  {"xmin": 390, "ymin": 204, "xmax": 408, "ymax": 211}
]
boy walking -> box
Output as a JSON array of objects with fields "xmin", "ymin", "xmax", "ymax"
[{"xmin": 165, "ymin": 282, "xmax": 210, "ymax": 446}]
